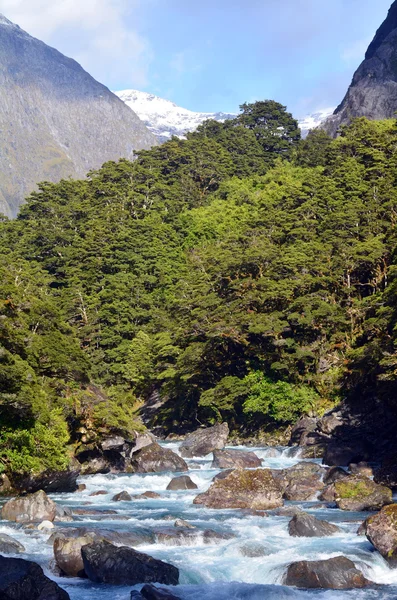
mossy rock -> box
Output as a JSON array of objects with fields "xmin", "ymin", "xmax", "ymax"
[{"xmin": 335, "ymin": 476, "xmax": 392, "ymax": 511}]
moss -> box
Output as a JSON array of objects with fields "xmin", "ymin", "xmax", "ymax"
[{"xmin": 335, "ymin": 477, "xmax": 374, "ymax": 499}]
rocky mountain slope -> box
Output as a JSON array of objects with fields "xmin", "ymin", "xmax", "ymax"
[
  {"xmin": 116, "ymin": 89, "xmax": 333, "ymax": 141},
  {"xmin": 0, "ymin": 15, "xmax": 157, "ymax": 218},
  {"xmin": 324, "ymin": 0, "xmax": 397, "ymax": 136}
]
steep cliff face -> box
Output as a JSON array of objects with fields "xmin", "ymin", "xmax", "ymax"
[
  {"xmin": 324, "ymin": 1, "xmax": 397, "ymax": 136},
  {"xmin": 0, "ymin": 15, "xmax": 157, "ymax": 218}
]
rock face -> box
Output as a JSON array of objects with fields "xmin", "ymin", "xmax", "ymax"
[
  {"xmin": 211, "ymin": 449, "xmax": 262, "ymax": 469},
  {"xmin": 288, "ymin": 512, "xmax": 340, "ymax": 537},
  {"xmin": 166, "ymin": 476, "xmax": 198, "ymax": 490},
  {"xmin": 1, "ymin": 490, "xmax": 57, "ymax": 522},
  {"xmin": 323, "ymin": 1, "xmax": 397, "ymax": 136},
  {"xmin": 81, "ymin": 540, "xmax": 179, "ymax": 585},
  {"xmin": 130, "ymin": 443, "xmax": 188, "ymax": 473},
  {"xmin": 365, "ymin": 504, "xmax": 397, "ymax": 564},
  {"xmin": 180, "ymin": 423, "xmax": 229, "ymax": 458},
  {"xmin": 284, "ymin": 556, "xmax": 370, "ymax": 589},
  {"xmin": 0, "ymin": 15, "xmax": 156, "ymax": 218},
  {"xmin": 334, "ymin": 476, "xmax": 392, "ymax": 511},
  {"xmin": 0, "ymin": 555, "xmax": 70, "ymax": 599},
  {"xmin": 54, "ymin": 534, "xmax": 95, "ymax": 577},
  {"xmin": 193, "ymin": 469, "xmax": 283, "ymax": 510}
]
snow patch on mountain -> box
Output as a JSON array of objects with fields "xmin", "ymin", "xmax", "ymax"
[{"xmin": 116, "ymin": 89, "xmax": 335, "ymax": 142}]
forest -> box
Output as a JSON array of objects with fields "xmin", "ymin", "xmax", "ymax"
[{"xmin": 1, "ymin": 101, "xmax": 397, "ymax": 475}]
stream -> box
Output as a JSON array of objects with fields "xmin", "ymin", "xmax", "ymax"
[{"xmin": 1, "ymin": 442, "xmax": 397, "ymax": 599}]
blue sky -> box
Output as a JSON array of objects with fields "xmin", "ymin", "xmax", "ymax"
[{"xmin": 0, "ymin": 0, "xmax": 393, "ymax": 117}]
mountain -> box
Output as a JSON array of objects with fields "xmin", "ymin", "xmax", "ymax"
[
  {"xmin": 0, "ymin": 15, "xmax": 157, "ymax": 218},
  {"xmin": 323, "ymin": 1, "xmax": 397, "ymax": 136},
  {"xmin": 115, "ymin": 89, "xmax": 236, "ymax": 142},
  {"xmin": 297, "ymin": 108, "xmax": 335, "ymax": 137}
]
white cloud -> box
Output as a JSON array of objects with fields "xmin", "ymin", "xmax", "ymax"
[{"xmin": 0, "ymin": 0, "xmax": 153, "ymax": 88}]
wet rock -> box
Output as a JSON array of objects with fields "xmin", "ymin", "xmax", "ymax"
[
  {"xmin": 133, "ymin": 491, "xmax": 161, "ymax": 499},
  {"xmin": 81, "ymin": 540, "xmax": 179, "ymax": 585},
  {"xmin": 193, "ymin": 469, "xmax": 283, "ymax": 510},
  {"xmin": 174, "ymin": 519, "xmax": 195, "ymax": 529},
  {"xmin": 238, "ymin": 542, "xmax": 271, "ymax": 557},
  {"xmin": 349, "ymin": 462, "xmax": 373, "ymax": 478},
  {"xmin": 289, "ymin": 417, "xmax": 318, "ymax": 446},
  {"xmin": 166, "ymin": 476, "xmax": 198, "ymax": 491},
  {"xmin": 319, "ymin": 484, "xmax": 337, "ymax": 502},
  {"xmin": 324, "ymin": 466, "xmax": 348, "ymax": 485},
  {"xmin": 299, "ymin": 445, "xmax": 326, "ymax": 459},
  {"xmin": 2, "ymin": 490, "xmax": 57, "ymax": 523},
  {"xmin": 323, "ymin": 441, "xmax": 372, "ymax": 467},
  {"xmin": 54, "ymin": 505, "xmax": 73, "ymax": 522},
  {"xmin": 284, "ymin": 556, "xmax": 371, "ymax": 589},
  {"xmin": 78, "ymin": 455, "xmax": 112, "ymax": 475},
  {"xmin": 54, "ymin": 534, "xmax": 95, "ymax": 577},
  {"xmin": 0, "ymin": 533, "xmax": 25, "ymax": 554},
  {"xmin": 212, "ymin": 469, "xmax": 234, "ymax": 482},
  {"xmin": 365, "ymin": 504, "xmax": 397, "ymax": 564},
  {"xmin": 77, "ymin": 484, "xmax": 86, "ymax": 492},
  {"xmin": 211, "ymin": 449, "xmax": 262, "ymax": 469},
  {"xmin": 140, "ymin": 584, "xmax": 182, "ymax": 600},
  {"xmin": 89, "ymin": 490, "xmax": 107, "ymax": 496},
  {"xmin": 130, "ymin": 443, "xmax": 188, "ymax": 473},
  {"xmin": 0, "ymin": 555, "xmax": 70, "ymax": 599},
  {"xmin": 335, "ymin": 476, "xmax": 392, "ymax": 511},
  {"xmin": 288, "ymin": 512, "xmax": 341, "ymax": 537},
  {"xmin": 37, "ymin": 520, "xmax": 55, "ymax": 531},
  {"xmin": 269, "ymin": 506, "xmax": 304, "ymax": 517},
  {"xmin": 318, "ymin": 414, "xmax": 343, "ymax": 435},
  {"xmin": 179, "ymin": 423, "xmax": 229, "ymax": 458},
  {"xmin": 357, "ymin": 521, "xmax": 366, "ymax": 536},
  {"xmin": 49, "ymin": 526, "xmax": 155, "ymax": 547},
  {"xmin": 153, "ymin": 527, "xmax": 234, "ymax": 545},
  {"xmin": 113, "ymin": 491, "xmax": 132, "ymax": 501},
  {"xmin": 72, "ymin": 508, "xmax": 117, "ymax": 516},
  {"xmin": 374, "ymin": 454, "xmax": 397, "ymax": 488},
  {"xmin": 275, "ymin": 462, "xmax": 325, "ymax": 501},
  {"xmin": 10, "ymin": 467, "xmax": 80, "ymax": 495},
  {"xmin": 261, "ymin": 447, "xmax": 282, "ymax": 458}
]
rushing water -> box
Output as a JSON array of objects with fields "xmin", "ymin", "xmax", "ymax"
[{"xmin": 1, "ymin": 443, "xmax": 397, "ymax": 599}]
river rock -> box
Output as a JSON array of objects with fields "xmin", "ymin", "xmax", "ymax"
[
  {"xmin": 238, "ymin": 542, "xmax": 270, "ymax": 557},
  {"xmin": 10, "ymin": 467, "xmax": 80, "ymax": 494},
  {"xmin": 166, "ymin": 476, "xmax": 198, "ymax": 491},
  {"xmin": 174, "ymin": 519, "xmax": 195, "ymax": 529},
  {"xmin": 193, "ymin": 469, "xmax": 283, "ymax": 510},
  {"xmin": 0, "ymin": 555, "xmax": 70, "ymax": 599},
  {"xmin": 141, "ymin": 584, "xmax": 182, "ymax": 600},
  {"xmin": 37, "ymin": 520, "xmax": 55, "ymax": 531},
  {"xmin": 0, "ymin": 533, "xmax": 25, "ymax": 554},
  {"xmin": 54, "ymin": 534, "xmax": 95, "ymax": 577},
  {"xmin": 154, "ymin": 527, "xmax": 233, "ymax": 545},
  {"xmin": 323, "ymin": 441, "xmax": 371, "ymax": 467},
  {"xmin": 212, "ymin": 469, "xmax": 234, "ymax": 482},
  {"xmin": 133, "ymin": 491, "xmax": 161, "ymax": 499},
  {"xmin": 365, "ymin": 504, "xmax": 397, "ymax": 564},
  {"xmin": 211, "ymin": 449, "xmax": 262, "ymax": 469},
  {"xmin": 81, "ymin": 540, "xmax": 179, "ymax": 585},
  {"xmin": 275, "ymin": 462, "xmax": 325, "ymax": 501},
  {"xmin": 2, "ymin": 490, "xmax": 57, "ymax": 523},
  {"xmin": 289, "ymin": 417, "xmax": 318, "ymax": 446},
  {"xmin": 374, "ymin": 454, "xmax": 397, "ymax": 488},
  {"xmin": 324, "ymin": 466, "xmax": 348, "ymax": 485},
  {"xmin": 49, "ymin": 526, "xmax": 155, "ymax": 547},
  {"xmin": 334, "ymin": 476, "xmax": 392, "ymax": 511},
  {"xmin": 89, "ymin": 490, "xmax": 107, "ymax": 496},
  {"xmin": 349, "ymin": 462, "xmax": 373, "ymax": 478},
  {"xmin": 54, "ymin": 505, "xmax": 73, "ymax": 522},
  {"xmin": 113, "ymin": 491, "xmax": 132, "ymax": 501},
  {"xmin": 284, "ymin": 556, "xmax": 371, "ymax": 589},
  {"xmin": 319, "ymin": 484, "xmax": 337, "ymax": 502},
  {"xmin": 0, "ymin": 473, "xmax": 12, "ymax": 495},
  {"xmin": 130, "ymin": 443, "xmax": 188, "ymax": 473},
  {"xmin": 179, "ymin": 423, "xmax": 229, "ymax": 458},
  {"xmin": 288, "ymin": 512, "xmax": 341, "ymax": 537}
]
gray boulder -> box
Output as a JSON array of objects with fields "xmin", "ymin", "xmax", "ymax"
[
  {"xmin": 284, "ymin": 556, "xmax": 371, "ymax": 589},
  {"xmin": 53, "ymin": 534, "xmax": 95, "ymax": 577},
  {"xmin": 113, "ymin": 491, "xmax": 132, "ymax": 501},
  {"xmin": 166, "ymin": 476, "xmax": 197, "ymax": 491},
  {"xmin": 180, "ymin": 423, "xmax": 229, "ymax": 458},
  {"xmin": 365, "ymin": 504, "xmax": 397, "ymax": 564},
  {"xmin": 2, "ymin": 490, "xmax": 57, "ymax": 523},
  {"xmin": 130, "ymin": 443, "xmax": 188, "ymax": 473},
  {"xmin": 141, "ymin": 585, "xmax": 182, "ymax": 600},
  {"xmin": 0, "ymin": 555, "xmax": 70, "ymax": 599},
  {"xmin": 288, "ymin": 512, "xmax": 341, "ymax": 537},
  {"xmin": 0, "ymin": 533, "xmax": 25, "ymax": 554},
  {"xmin": 211, "ymin": 449, "xmax": 262, "ymax": 469}
]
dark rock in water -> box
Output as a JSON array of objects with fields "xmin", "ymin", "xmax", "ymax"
[
  {"xmin": 334, "ymin": 476, "xmax": 392, "ymax": 511},
  {"xmin": 284, "ymin": 556, "xmax": 371, "ymax": 589},
  {"xmin": 81, "ymin": 540, "xmax": 179, "ymax": 585},
  {"xmin": 194, "ymin": 469, "xmax": 283, "ymax": 510},
  {"xmin": 211, "ymin": 449, "xmax": 262, "ymax": 469},
  {"xmin": 323, "ymin": 441, "xmax": 372, "ymax": 467},
  {"xmin": 72, "ymin": 508, "xmax": 117, "ymax": 516},
  {"xmin": 166, "ymin": 476, "xmax": 198, "ymax": 491},
  {"xmin": 2, "ymin": 490, "xmax": 57, "ymax": 523},
  {"xmin": 54, "ymin": 534, "xmax": 95, "ymax": 577},
  {"xmin": 324, "ymin": 466, "xmax": 348, "ymax": 485},
  {"xmin": 349, "ymin": 462, "xmax": 373, "ymax": 478},
  {"xmin": 288, "ymin": 512, "xmax": 340, "ymax": 537},
  {"xmin": 141, "ymin": 584, "xmax": 182, "ymax": 600},
  {"xmin": 365, "ymin": 504, "xmax": 397, "ymax": 563},
  {"xmin": 179, "ymin": 423, "xmax": 229, "ymax": 458},
  {"xmin": 274, "ymin": 462, "xmax": 325, "ymax": 501},
  {"xmin": 10, "ymin": 468, "xmax": 80, "ymax": 494},
  {"xmin": 130, "ymin": 592, "xmax": 144, "ymax": 599},
  {"xmin": 0, "ymin": 555, "xmax": 70, "ymax": 599},
  {"xmin": 113, "ymin": 491, "xmax": 132, "ymax": 501},
  {"xmin": 0, "ymin": 533, "xmax": 25, "ymax": 553},
  {"xmin": 130, "ymin": 443, "xmax": 188, "ymax": 473}
]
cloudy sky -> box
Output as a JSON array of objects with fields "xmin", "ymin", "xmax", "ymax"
[{"xmin": 0, "ymin": 0, "xmax": 392, "ymax": 117}]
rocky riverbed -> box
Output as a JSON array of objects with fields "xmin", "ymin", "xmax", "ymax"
[{"xmin": 1, "ymin": 435, "xmax": 397, "ymax": 599}]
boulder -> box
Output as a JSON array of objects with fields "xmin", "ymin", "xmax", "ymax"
[
  {"xmin": 318, "ymin": 414, "xmax": 343, "ymax": 435},
  {"xmin": 54, "ymin": 505, "xmax": 73, "ymax": 522},
  {"xmin": 179, "ymin": 423, "xmax": 229, "ymax": 458},
  {"xmin": 193, "ymin": 469, "xmax": 283, "ymax": 510},
  {"xmin": 212, "ymin": 469, "xmax": 234, "ymax": 482},
  {"xmin": 269, "ymin": 506, "xmax": 304, "ymax": 517},
  {"xmin": 54, "ymin": 534, "xmax": 95, "ymax": 577},
  {"xmin": 10, "ymin": 468, "xmax": 80, "ymax": 494},
  {"xmin": 0, "ymin": 474, "xmax": 12, "ymax": 495},
  {"xmin": 0, "ymin": 533, "xmax": 25, "ymax": 554},
  {"xmin": 166, "ymin": 476, "xmax": 197, "ymax": 491},
  {"xmin": 324, "ymin": 466, "xmax": 348, "ymax": 485},
  {"xmin": 89, "ymin": 490, "xmax": 107, "ymax": 496},
  {"xmin": 274, "ymin": 462, "xmax": 325, "ymax": 501},
  {"xmin": 174, "ymin": 519, "xmax": 195, "ymax": 529},
  {"xmin": 334, "ymin": 476, "xmax": 392, "ymax": 511},
  {"xmin": 288, "ymin": 512, "xmax": 341, "ymax": 537},
  {"xmin": 318, "ymin": 484, "xmax": 337, "ymax": 503},
  {"xmin": 113, "ymin": 491, "xmax": 132, "ymax": 501},
  {"xmin": 141, "ymin": 584, "xmax": 182, "ymax": 600},
  {"xmin": 211, "ymin": 449, "xmax": 262, "ymax": 469},
  {"xmin": 77, "ymin": 484, "xmax": 86, "ymax": 492},
  {"xmin": 365, "ymin": 504, "xmax": 397, "ymax": 564},
  {"xmin": 284, "ymin": 556, "xmax": 371, "ymax": 589},
  {"xmin": 130, "ymin": 443, "xmax": 188, "ymax": 473},
  {"xmin": 289, "ymin": 417, "xmax": 318, "ymax": 446},
  {"xmin": 323, "ymin": 441, "xmax": 371, "ymax": 467},
  {"xmin": 81, "ymin": 540, "xmax": 179, "ymax": 585},
  {"xmin": 133, "ymin": 491, "xmax": 161, "ymax": 499},
  {"xmin": 153, "ymin": 527, "xmax": 233, "ymax": 545},
  {"xmin": 49, "ymin": 526, "xmax": 155, "ymax": 547},
  {"xmin": 37, "ymin": 520, "xmax": 55, "ymax": 531},
  {"xmin": 374, "ymin": 454, "xmax": 397, "ymax": 488},
  {"xmin": 2, "ymin": 490, "xmax": 57, "ymax": 523},
  {"xmin": 349, "ymin": 462, "xmax": 373, "ymax": 478},
  {"xmin": 100, "ymin": 435, "xmax": 125, "ymax": 452},
  {"xmin": 0, "ymin": 555, "xmax": 70, "ymax": 599}
]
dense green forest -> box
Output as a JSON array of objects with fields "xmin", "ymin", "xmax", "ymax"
[{"xmin": 1, "ymin": 100, "xmax": 397, "ymax": 474}]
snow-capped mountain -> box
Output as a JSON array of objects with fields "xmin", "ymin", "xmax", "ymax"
[
  {"xmin": 115, "ymin": 90, "xmax": 236, "ymax": 142},
  {"xmin": 116, "ymin": 89, "xmax": 335, "ymax": 142}
]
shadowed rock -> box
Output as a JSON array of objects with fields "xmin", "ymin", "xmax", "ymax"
[
  {"xmin": 288, "ymin": 512, "xmax": 341, "ymax": 537},
  {"xmin": 166, "ymin": 476, "xmax": 198, "ymax": 491},
  {"xmin": 180, "ymin": 423, "xmax": 229, "ymax": 458},
  {"xmin": 130, "ymin": 443, "xmax": 188, "ymax": 473},
  {"xmin": 0, "ymin": 555, "xmax": 70, "ymax": 599},
  {"xmin": 284, "ymin": 556, "xmax": 371, "ymax": 589}
]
